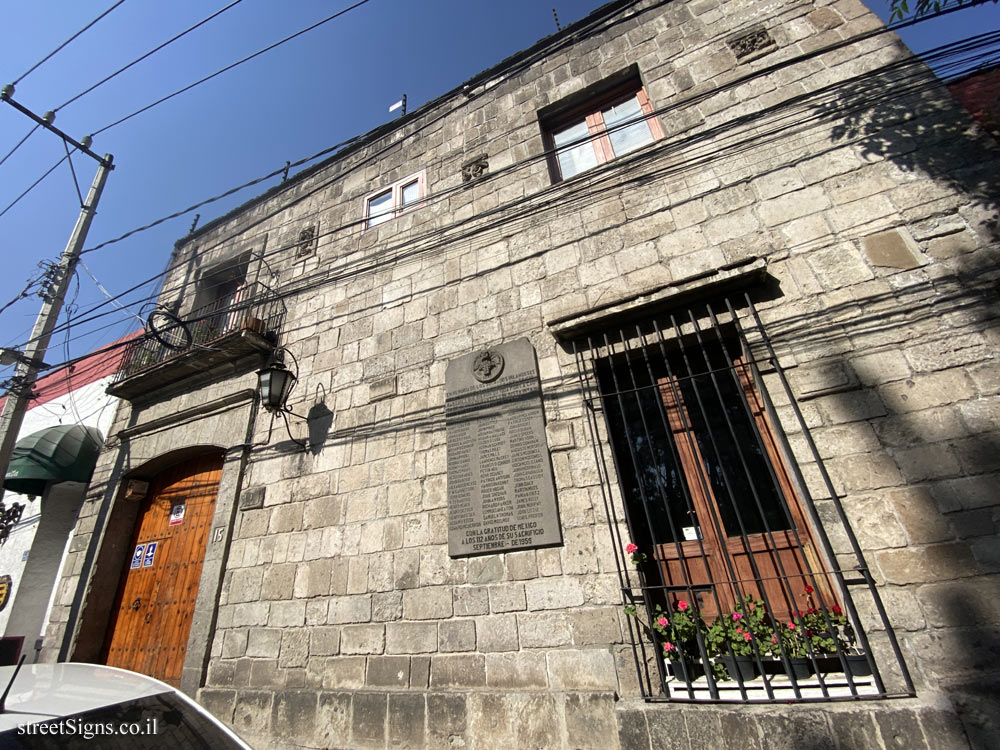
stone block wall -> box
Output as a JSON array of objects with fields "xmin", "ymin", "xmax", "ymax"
[{"xmin": 47, "ymin": 0, "xmax": 1000, "ymax": 747}]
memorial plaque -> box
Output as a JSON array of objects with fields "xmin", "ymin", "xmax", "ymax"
[{"xmin": 445, "ymin": 338, "xmax": 561, "ymax": 557}]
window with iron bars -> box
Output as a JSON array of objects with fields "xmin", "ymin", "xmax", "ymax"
[{"xmin": 568, "ymin": 292, "xmax": 914, "ymax": 703}]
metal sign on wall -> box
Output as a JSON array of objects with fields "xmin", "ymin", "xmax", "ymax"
[{"xmin": 445, "ymin": 338, "xmax": 561, "ymax": 557}]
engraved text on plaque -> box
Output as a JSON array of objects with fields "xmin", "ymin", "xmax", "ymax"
[{"xmin": 445, "ymin": 339, "xmax": 561, "ymax": 557}]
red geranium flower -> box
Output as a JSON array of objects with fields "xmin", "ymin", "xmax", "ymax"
[
  {"xmin": 625, "ymin": 543, "xmax": 638, "ymax": 554},
  {"xmin": 804, "ymin": 585, "xmax": 814, "ymax": 594},
  {"xmin": 832, "ymin": 605, "xmax": 843, "ymax": 615},
  {"xmin": 657, "ymin": 616, "xmax": 669, "ymax": 627},
  {"xmin": 676, "ymin": 600, "xmax": 689, "ymax": 612}
]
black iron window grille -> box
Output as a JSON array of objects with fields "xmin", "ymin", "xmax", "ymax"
[{"xmin": 569, "ymin": 293, "xmax": 915, "ymax": 703}]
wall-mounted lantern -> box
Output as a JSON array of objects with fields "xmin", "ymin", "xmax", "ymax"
[
  {"xmin": 255, "ymin": 347, "xmax": 308, "ymax": 451},
  {"xmin": 257, "ymin": 354, "xmax": 297, "ymax": 412}
]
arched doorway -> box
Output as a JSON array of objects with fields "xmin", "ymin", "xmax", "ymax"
[{"xmin": 100, "ymin": 451, "xmax": 223, "ymax": 686}]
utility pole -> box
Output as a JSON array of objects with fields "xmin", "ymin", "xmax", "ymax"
[{"xmin": 0, "ymin": 86, "xmax": 114, "ymax": 498}]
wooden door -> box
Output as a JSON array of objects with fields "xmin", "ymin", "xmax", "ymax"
[
  {"xmin": 654, "ymin": 358, "xmax": 833, "ymax": 622},
  {"xmin": 102, "ymin": 452, "xmax": 222, "ymax": 686}
]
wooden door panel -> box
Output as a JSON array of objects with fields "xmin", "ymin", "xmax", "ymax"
[
  {"xmin": 656, "ymin": 539, "xmax": 737, "ymax": 618},
  {"xmin": 102, "ymin": 453, "xmax": 221, "ymax": 686},
  {"xmin": 652, "ymin": 357, "xmax": 837, "ymax": 623}
]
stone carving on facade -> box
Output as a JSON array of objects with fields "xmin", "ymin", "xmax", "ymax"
[
  {"xmin": 296, "ymin": 225, "xmax": 316, "ymax": 256},
  {"xmin": 462, "ymin": 154, "xmax": 489, "ymax": 183},
  {"xmin": 472, "ymin": 348, "xmax": 504, "ymax": 383},
  {"xmin": 728, "ymin": 27, "xmax": 775, "ymax": 60}
]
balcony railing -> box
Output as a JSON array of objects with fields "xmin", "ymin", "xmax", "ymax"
[{"xmin": 113, "ymin": 282, "xmax": 285, "ymax": 384}]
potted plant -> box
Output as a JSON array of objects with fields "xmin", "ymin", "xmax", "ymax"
[
  {"xmin": 655, "ymin": 599, "xmax": 711, "ymax": 681},
  {"xmin": 709, "ymin": 595, "xmax": 773, "ymax": 682},
  {"xmin": 622, "ymin": 545, "xmax": 712, "ymax": 684},
  {"xmin": 798, "ymin": 586, "xmax": 871, "ymax": 677},
  {"xmin": 777, "ymin": 618, "xmax": 813, "ymax": 679}
]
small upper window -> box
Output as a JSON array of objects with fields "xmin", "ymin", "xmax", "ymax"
[
  {"xmin": 364, "ymin": 171, "xmax": 425, "ymax": 229},
  {"xmin": 543, "ymin": 81, "xmax": 663, "ymax": 182}
]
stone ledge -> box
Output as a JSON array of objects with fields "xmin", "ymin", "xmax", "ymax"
[
  {"xmin": 547, "ymin": 257, "xmax": 767, "ymax": 340},
  {"xmin": 206, "ymin": 688, "xmax": 619, "ymax": 750},
  {"xmin": 615, "ymin": 696, "xmax": 971, "ymax": 750}
]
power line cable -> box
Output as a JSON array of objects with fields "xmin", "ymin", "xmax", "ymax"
[
  {"xmin": 91, "ymin": 0, "xmax": 376, "ymax": 137},
  {"xmin": 81, "ymin": 132, "xmax": 367, "ymax": 255},
  {"xmin": 17, "ymin": 6, "xmax": 999, "ymax": 350},
  {"xmin": 76, "ymin": 0, "xmax": 984, "ymax": 261},
  {"xmin": 71, "ymin": 0, "xmax": 781, "ymax": 261},
  {"xmin": 74, "ymin": 0, "xmax": 690, "ymax": 264},
  {"xmin": 55, "ymin": 0, "xmax": 249, "ymax": 113},
  {"xmin": 37, "ymin": 56, "xmax": 980, "ymax": 358},
  {"xmin": 79, "ymin": 260, "xmax": 145, "ymax": 324},
  {"xmin": 0, "ymin": 265, "xmax": 50, "ymax": 318},
  {"xmin": 12, "ymin": 0, "xmax": 128, "ymax": 85},
  {"xmin": 0, "ymin": 123, "xmax": 40, "ymax": 169},
  {"xmin": 46, "ymin": 24, "xmax": 1000, "ymax": 353},
  {"xmin": 0, "ymin": 152, "xmax": 70, "ymax": 220}
]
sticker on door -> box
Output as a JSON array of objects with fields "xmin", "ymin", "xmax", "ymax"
[
  {"xmin": 142, "ymin": 541, "xmax": 157, "ymax": 568},
  {"xmin": 169, "ymin": 504, "xmax": 186, "ymax": 526}
]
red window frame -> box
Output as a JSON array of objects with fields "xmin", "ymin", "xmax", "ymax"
[{"xmin": 543, "ymin": 84, "xmax": 664, "ymax": 182}]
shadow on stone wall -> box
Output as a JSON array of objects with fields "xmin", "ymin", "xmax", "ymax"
[
  {"xmin": 813, "ymin": 58, "xmax": 1000, "ymax": 240},
  {"xmin": 799, "ymin": 58, "xmax": 1000, "ymax": 747}
]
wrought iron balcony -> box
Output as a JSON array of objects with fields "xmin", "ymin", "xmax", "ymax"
[{"xmin": 107, "ymin": 283, "xmax": 285, "ymax": 401}]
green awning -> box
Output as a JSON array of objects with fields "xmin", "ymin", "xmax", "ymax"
[{"xmin": 3, "ymin": 424, "xmax": 103, "ymax": 496}]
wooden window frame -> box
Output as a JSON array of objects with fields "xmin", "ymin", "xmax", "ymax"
[
  {"xmin": 363, "ymin": 169, "xmax": 426, "ymax": 229},
  {"xmin": 542, "ymin": 82, "xmax": 664, "ymax": 182}
]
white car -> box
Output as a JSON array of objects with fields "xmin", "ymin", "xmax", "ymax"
[{"xmin": 0, "ymin": 662, "xmax": 252, "ymax": 748}]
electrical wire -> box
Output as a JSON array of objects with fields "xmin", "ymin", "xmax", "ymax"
[
  {"xmin": 91, "ymin": 0, "xmax": 376, "ymax": 137},
  {"xmin": 80, "ymin": 132, "xmax": 367, "ymax": 255},
  {"xmin": 41, "ymin": 24, "xmax": 1000, "ymax": 356},
  {"xmin": 34, "ymin": 59, "xmax": 989, "ymax": 364},
  {"xmin": 12, "ymin": 6, "xmax": 1000, "ymax": 357},
  {"xmin": 61, "ymin": 270, "xmax": 87, "ymax": 425},
  {"xmin": 12, "ymin": 0, "xmax": 128, "ymax": 85},
  {"xmin": 72, "ymin": 0, "xmax": 719, "ymax": 266},
  {"xmin": 54, "ymin": 0, "xmax": 249, "ymax": 114},
  {"xmin": 60, "ymin": 1, "xmax": 772, "ymax": 265},
  {"xmin": 0, "ymin": 265, "xmax": 50, "ymax": 318},
  {"xmin": 79, "ymin": 260, "xmax": 145, "ymax": 324},
  {"xmin": 76, "ymin": 0, "xmax": 987, "ymax": 263},
  {"xmin": 0, "ymin": 123, "xmax": 40, "ymax": 169},
  {"xmin": 0, "ymin": 152, "xmax": 70, "ymax": 220}
]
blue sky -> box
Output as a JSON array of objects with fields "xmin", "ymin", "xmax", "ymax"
[{"xmin": 0, "ymin": 0, "xmax": 997, "ymax": 380}]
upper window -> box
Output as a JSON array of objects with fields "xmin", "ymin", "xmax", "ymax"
[
  {"xmin": 542, "ymin": 82, "xmax": 663, "ymax": 182},
  {"xmin": 364, "ymin": 170, "xmax": 425, "ymax": 228}
]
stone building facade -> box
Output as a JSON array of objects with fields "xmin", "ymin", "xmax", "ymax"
[{"xmin": 42, "ymin": 0, "xmax": 999, "ymax": 748}]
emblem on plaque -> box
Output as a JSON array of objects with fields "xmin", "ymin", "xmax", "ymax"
[
  {"xmin": 0, "ymin": 575, "xmax": 11, "ymax": 611},
  {"xmin": 472, "ymin": 349, "xmax": 504, "ymax": 383}
]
